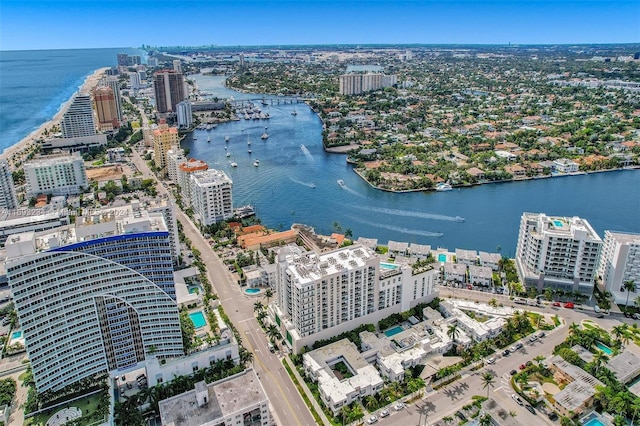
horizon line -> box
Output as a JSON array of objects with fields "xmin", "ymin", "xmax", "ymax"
[{"xmin": 2, "ymin": 42, "xmax": 640, "ymax": 52}]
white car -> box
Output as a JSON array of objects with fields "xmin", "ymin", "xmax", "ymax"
[
  {"xmin": 394, "ymin": 403, "xmax": 405, "ymax": 411},
  {"xmin": 511, "ymin": 394, "xmax": 524, "ymax": 406},
  {"xmin": 380, "ymin": 409, "xmax": 390, "ymax": 418},
  {"xmin": 366, "ymin": 415, "xmax": 378, "ymax": 424},
  {"xmin": 486, "ymin": 357, "xmax": 496, "ymax": 364}
]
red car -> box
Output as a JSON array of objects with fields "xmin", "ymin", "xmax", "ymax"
[
  {"xmin": 552, "ymin": 302, "xmax": 561, "ymax": 307},
  {"xmin": 564, "ymin": 302, "xmax": 574, "ymax": 309},
  {"xmin": 519, "ymin": 364, "xmax": 526, "ymax": 370}
]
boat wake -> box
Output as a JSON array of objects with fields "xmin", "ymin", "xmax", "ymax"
[
  {"xmin": 354, "ymin": 206, "xmax": 464, "ymax": 222},
  {"xmin": 347, "ymin": 216, "xmax": 444, "ymax": 238},
  {"xmin": 289, "ymin": 177, "xmax": 316, "ymax": 188},
  {"xmin": 300, "ymin": 144, "xmax": 314, "ymax": 160}
]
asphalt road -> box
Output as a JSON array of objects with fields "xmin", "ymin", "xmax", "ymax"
[{"xmin": 130, "ymin": 146, "xmax": 317, "ymax": 426}]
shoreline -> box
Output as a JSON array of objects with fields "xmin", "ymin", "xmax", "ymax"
[
  {"xmin": 0, "ymin": 67, "xmax": 110, "ymax": 168},
  {"xmin": 353, "ymin": 165, "xmax": 640, "ymax": 194}
]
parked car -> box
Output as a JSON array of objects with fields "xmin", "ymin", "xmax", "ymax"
[
  {"xmin": 456, "ymin": 411, "xmax": 467, "ymax": 421},
  {"xmin": 519, "ymin": 364, "xmax": 526, "ymax": 370},
  {"xmin": 538, "ymin": 331, "xmax": 546, "ymax": 338},
  {"xmin": 380, "ymin": 409, "xmax": 390, "ymax": 418},
  {"xmin": 503, "ymin": 349, "xmax": 511, "ymax": 356},
  {"xmin": 510, "ymin": 346, "xmax": 517, "ymax": 353},
  {"xmin": 548, "ymin": 412, "xmax": 558, "ymax": 420},
  {"xmin": 633, "ymin": 313, "xmax": 640, "ymax": 320},
  {"xmin": 564, "ymin": 302, "xmax": 574, "ymax": 309},
  {"xmin": 511, "ymin": 394, "xmax": 524, "ymax": 405},
  {"xmin": 510, "ymin": 370, "xmax": 518, "ymax": 376},
  {"xmin": 552, "ymin": 302, "xmax": 561, "ymax": 307},
  {"xmin": 394, "ymin": 403, "xmax": 405, "ymax": 411},
  {"xmin": 515, "ymin": 343, "xmax": 524, "ymax": 350},
  {"xmin": 486, "ymin": 357, "xmax": 496, "ymax": 364},
  {"xmin": 366, "ymin": 416, "xmax": 378, "ymax": 424},
  {"xmin": 529, "ymin": 335, "xmax": 538, "ymax": 342},
  {"xmin": 526, "ymin": 405, "xmax": 537, "ymax": 415}
]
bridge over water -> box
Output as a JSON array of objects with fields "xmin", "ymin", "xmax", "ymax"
[{"xmin": 228, "ymin": 97, "xmax": 306, "ymax": 108}]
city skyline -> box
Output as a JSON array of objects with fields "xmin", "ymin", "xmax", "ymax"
[{"xmin": 0, "ymin": 1, "xmax": 638, "ymax": 51}]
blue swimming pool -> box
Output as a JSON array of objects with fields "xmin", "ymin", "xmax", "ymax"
[
  {"xmin": 438, "ymin": 254, "xmax": 447, "ymax": 262},
  {"xmin": 553, "ymin": 220, "xmax": 564, "ymax": 227},
  {"xmin": 583, "ymin": 419, "xmax": 605, "ymax": 426},
  {"xmin": 380, "ymin": 263, "xmax": 399, "ymax": 270},
  {"xmin": 384, "ymin": 326, "xmax": 404, "ymax": 337},
  {"xmin": 189, "ymin": 311, "xmax": 207, "ymax": 328},
  {"xmin": 244, "ymin": 288, "xmax": 261, "ymax": 294},
  {"xmin": 11, "ymin": 330, "xmax": 22, "ymax": 339},
  {"xmin": 595, "ymin": 341, "xmax": 613, "ymax": 355}
]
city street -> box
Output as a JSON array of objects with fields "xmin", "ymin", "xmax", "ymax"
[{"xmin": 130, "ymin": 147, "xmax": 317, "ymax": 426}]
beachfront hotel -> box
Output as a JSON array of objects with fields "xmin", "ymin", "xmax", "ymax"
[
  {"xmin": 4, "ymin": 207, "xmax": 183, "ymax": 391},
  {"xmin": 61, "ymin": 93, "xmax": 96, "ymax": 138},
  {"xmin": 23, "ymin": 153, "xmax": 88, "ymax": 198},
  {"xmin": 515, "ymin": 212, "xmax": 603, "ymax": 295},
  {"xmin": 0, "ymin": 159, "xmax": 18, "ymax": 210},
  {"xmin": 270, "ymin": 244, "xmax": 439, "ymax": 353},
  {"xmin": 189, "ymin": 169, "xmax": 234, "ymax": 226},
  {"xmin": 597, "ymin": 230, "xmax": 640, "ymax": 305},
  {"xmin": 153, "ymin": 69, "xmax": 186, "ymax": 114}
]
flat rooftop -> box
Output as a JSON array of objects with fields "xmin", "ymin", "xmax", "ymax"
[
  {"xmin": 158, "ymin": 369, "xmax": 266, "ymax": 426},
  {"xmin": 282, "ymin": 244, "xmax": 376, "ymax": 284}
]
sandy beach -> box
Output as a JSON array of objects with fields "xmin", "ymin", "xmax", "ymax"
[{"xmin": 0, "ymin": 67, "xmax": 110, "ymax": 167}]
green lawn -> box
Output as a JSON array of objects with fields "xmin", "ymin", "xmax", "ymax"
[{"xmin": 25, "ymin": 391, "xmax": 105, "ymax": 426}]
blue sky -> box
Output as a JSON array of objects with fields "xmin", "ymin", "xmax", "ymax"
[{"xmin": 0, "ymin": 1, "xmax": 638, "ymax": 50}]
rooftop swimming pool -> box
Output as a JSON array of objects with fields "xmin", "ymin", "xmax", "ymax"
[
  {"xmin": 189, "ymin": 311, "xmax": 207, "ymax": 329},
  {"xmin": 384, "ymin": 326, "xmax": 405, "ymax": 337},
  {"xmin": 553, "ymin": 220, "xmax": 564, "ymax": 227},
  {"xmin": 11, "ymin": 330, "xmax": 22, "ymax": 339},
  {"xmin": 380, "ymin": 263, "xmax": 399, "ymax": 270},
  {"xmin": 438, "ymin": 254, "xmax": 447, "ymax": 262},
  {"xmin": 595, "ymin": 341, "xmax": 613, "ymax": 355}
]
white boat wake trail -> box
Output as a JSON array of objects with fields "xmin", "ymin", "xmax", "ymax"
[
  {"xmin": 300, "ymin": 144, "xmax": 314, "ymax": 160},
  {"xmin": 289, "ymin": 176, "xmax": 315, "ymax": 188},
  {"xmin": 346, "ymin": 216, "xmax": 444, "ymax": 237},
  {"xmin": 353, "ymin": 205, "xmax": 464, "ymax": 222}
]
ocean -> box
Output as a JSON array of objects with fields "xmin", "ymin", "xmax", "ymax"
[
  {"xmin": 0, "ymin": 47, "xmax": 145, "ymax": 153},
  {"xmin": 1, "ymin": 49, "xmax": 638, "ymax": 253}
]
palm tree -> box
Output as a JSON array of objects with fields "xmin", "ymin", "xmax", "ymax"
[
  {"xmin": 479, "ymin": 414, "xmax": 492, "ymax": 426},
  {"xmin": 447, "ymin": 323, "xmax": 460, "ymax": 343},
  {"xmin": 568, "ymin": 322, "xmax": 580, "ymax": 336},
  {"xmin": 481, "ymin": 372, "xmax": 495, "ymax": 398},
  {"xmin": 488, "ymin": 298, "xmax": 498, "ymax": 308},
  {"xmin": 624, "ymin": 280, "xmax": 636, "ymax": 309},
  {"xmin": 364, "ymin": 395, "xmax": 377, "ymax": 411},
  {"xmin": 267, "ymin": 324, "xmax": 280, "ymax": 341},
  {"xmin": 253, "ymin": 301, "xmax": 264, "ymax": 312},
  {"xmin": 591, "ymin": 351, "xmax": 609, "ymax": 375},
  {"xmin": 630, "ymin": 398, "xmax": 640, "ymax": 425},
  {"xmin": 263, "ymin": 288, "xmax": 274, "ymax": 303},
  {"xmin": 256, "ymin": 310, "xmax": 267, "ymax": 323},
  {"xmin": 442, "ymin": 416, "xmax": 454, "ymax": 426},
  {"xmin": 612, "ymin": 324, "xmax": 629, "ymax": 345}
]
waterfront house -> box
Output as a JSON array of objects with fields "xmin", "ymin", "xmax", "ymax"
[
  {"xmin": 455, "ymin": 248, "xmax": 477, "ymax": 266},
  {"xmin": 444, "ymin": 262, "xmax": 467, "ymax": 283},
  {"xmin": 468, "ymin": 265, "xmax": 494, "ymax": 287},
  {"xmin": 409, "ymin": 243, "xmax": 431, "ymax": 260},
  {"xmin": 504, "ymin": 164, "xmax": 527, "ymax": 179},
  {"xmin": 466, "ymin": 167, "xmax": 486, "ymax": 180},
  {"xmin": 553, "ymin": 158, "xmax": 579, "ymax": 173},
  {"xmin": 478, "ymin": 251, "xmax": 501, "ymax": 271},
  {"xmin": 388, "ymin": 240, "xmax": 409, "ymax": 256}
]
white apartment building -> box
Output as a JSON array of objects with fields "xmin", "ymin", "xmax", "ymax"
[
  {"xmin": 176, "ymin": 100, "xmax": 193, "ymax": 129},
  {"xmin": 339, "ymin": 73, "xmax": 398, "ymax": 95},
  {"xmin": 598, "ymin": 231, "xmax": 640, "ymax": 305},
  {"xmin": 61, "ymin": 93, "xmax": 96, "ymax": 138},
  {"xmin": 0, "ymin": 209, "xmax": 69, "ymax": 247},
  {"xmin": 303, "ymin": 339, "xmax": 384, "ymax": 415},
  {"xmin": 0, "ymin": 159, "xmax": 18, "ymax": 210},
  {"xmin": 271, "ymin": 244, "xmax": 439, "ymax": 353},
  {"xmin": 190, "ymin": 169, "xmax": 233, "ymax": 226},
  {"xmin": 516, "ymin": 213, "xmax": 602, "ymax": 294},
  {"xmin": 166, "ymin": 146, "xmax": 186, "ymax": 182},
  {"xmin": 479, "ymin": 251, "xmax": 502, "ymax": 271},
  {"xmin": 24, "ymin": 153, "xmax": 88, "ymax": 197},
  {"xmin": 468, "ymin": 265, "xmax": 494, "ymax": 286}
]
